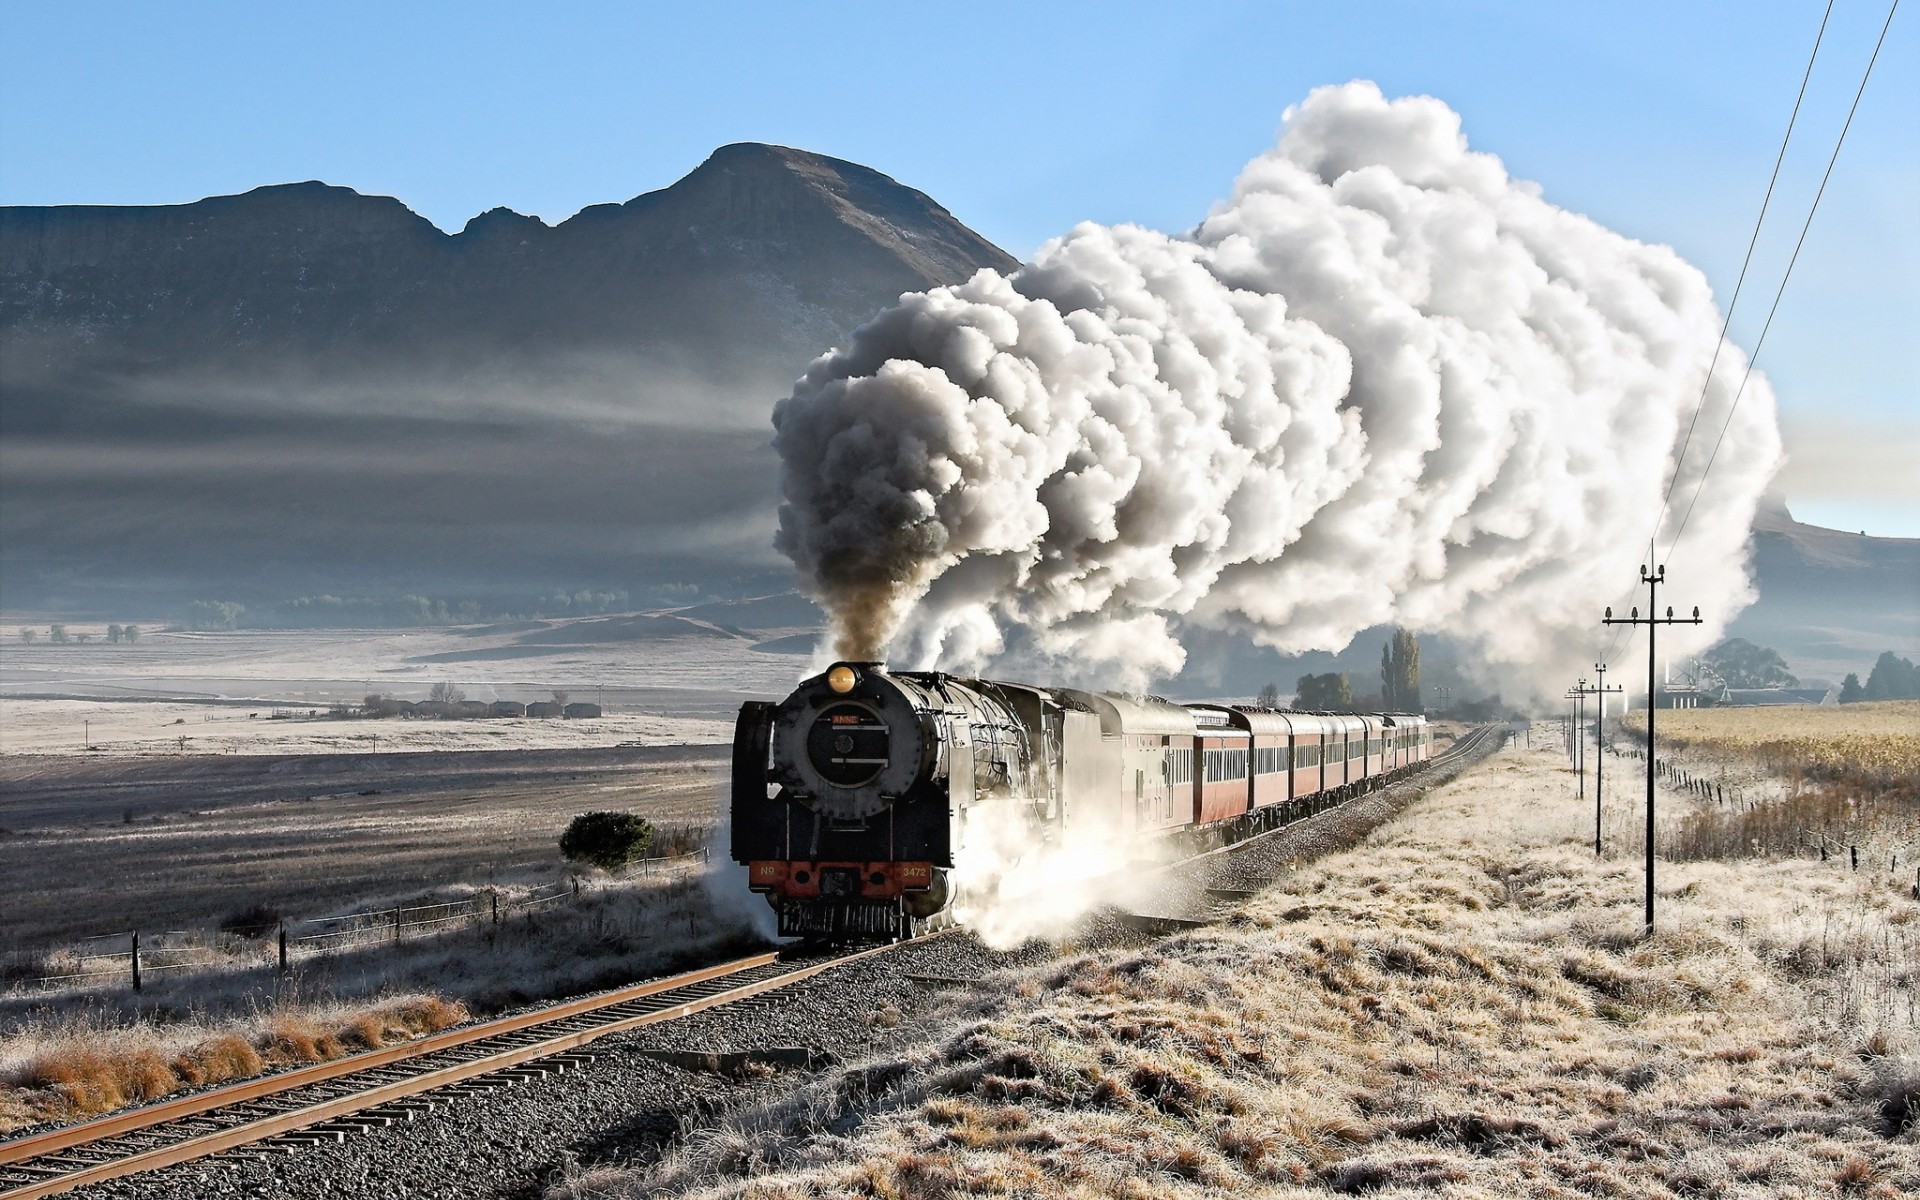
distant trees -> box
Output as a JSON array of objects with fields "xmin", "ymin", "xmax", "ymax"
[
  {"xmin": 18, "ymin": 629, "xmax": 34, "ymax": 643},
  {"xmin": 108, "ymin": 624, "xmax": 123, "ymax": 643},
  {"xmin": 186, "ymin": 601, "xmax": 245, "ymax": 631},
  {"xmin": 1380, "ymin": 627, "xmax": 1421, "ymax": 712},
  {"xmin": 1256, "ymin": 682, "xmax": 1281, "ymax": 708},
  {"xmin": 1863, "ymin": 652, "xmax": 1920, "ymax": 701},
  {"xmin": 428, "ymin": 682, "xmax": 466, "ymax": 705},
  {"xmin": 124, "ymin": 625, "xmax": 139, "ymax": 642},
  {"xmin": 1295, "ymin": 672, "xmax": 1353, "ymax": 712},
  {"xmin": 49, "ymin": 623, "xmax": 68, "ymax": 644},
  {"xmin": 1839, "ymin": 674, "xmax": 1866, "ymax": 704},
  {"xmin": 559, "ymin": 811, "xmax": 653, "ymax": 871},
  {"xmin": 1703, "ymin": 638, "xmax": 1798, "ymax": 688},
  {"xmin": 551, "ymin": 690, "xmax": 570, "ymax": 707}
]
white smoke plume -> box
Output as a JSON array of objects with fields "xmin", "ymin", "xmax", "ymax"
[
  {"xmin": 773, "ymin": 82, "xmax": 1782, "ymax": 694},
  {"xmin": 947, "ymin": 797, "xmax": 1176, "ymax": 947}
]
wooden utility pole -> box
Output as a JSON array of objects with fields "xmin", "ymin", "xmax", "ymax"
[
  {"xmin": 1582, "ymin": 666, "xmax": 1623, "ymax": 856},
  {"xmin": 1604, "ymin": 565, "xmax": 1703, "ymax": 935},
  {"xmin": 1563, "ymin": 681, "xmax": 1588, "ymax": 800}
]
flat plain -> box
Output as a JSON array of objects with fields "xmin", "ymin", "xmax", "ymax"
[{"xmin": 0, "ymin": 745, "xmax": 729, "ymax": 951}]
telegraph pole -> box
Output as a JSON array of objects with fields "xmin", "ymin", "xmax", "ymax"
[
  {"xmin": 1604, "ymin": 565, "xmax": 1703, "ymax": 935},
  {"xmin": 1585, "ymin": 666, "xmax": 1623, "ymax": 857}
]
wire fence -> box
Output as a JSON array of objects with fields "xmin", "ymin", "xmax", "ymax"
[
  {"xmin": 1602, "ymin": 742, "xmax": 1920, "ymax": 892},
  {"xmin": 3, "ymin": 848, "xmax": 711, "ymax": 995}
]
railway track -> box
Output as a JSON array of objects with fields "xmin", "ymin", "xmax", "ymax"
[
  {"xmin": 2, "ymin": 725, "xmax": 1504, "ymax": 1199},
  {"xmin": 0, "ymin": 943, "xmax": 911, "ymax": 1199}
]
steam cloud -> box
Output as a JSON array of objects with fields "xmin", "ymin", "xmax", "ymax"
[{"xmin": 773, "ymin": 82, "xmax": 1782, "ymax": 692}]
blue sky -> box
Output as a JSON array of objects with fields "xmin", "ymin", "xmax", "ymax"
[{"xmin": 4, "ymin": 0, "xmax": 1913, "ymax": 533}]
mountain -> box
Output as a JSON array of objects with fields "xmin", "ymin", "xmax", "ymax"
[
  {"xmin": 0, "ymin": 145, "xmax": 1017, "ymax": 609},
  {"xmin": 1724, "ymin": 497, "xmax": 1920, "ymax": 685}
]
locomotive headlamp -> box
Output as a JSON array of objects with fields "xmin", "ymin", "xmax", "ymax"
[{"xmin": 827, "ymin": 664, "xmax": 858, "ymax": 694}]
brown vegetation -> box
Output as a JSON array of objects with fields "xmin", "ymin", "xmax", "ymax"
[
  {"xmin": 1623, "ymin": 700, "xmax": 1920, "ymax": 792},
  {"xmin": 1613, "ymin": 700, "xmax": 1920, "ymax": 867},
  {"xmin": 0, "ymin": 996, "xmax": 465, "ymax": 1132},
  {"xmin": 2, "ymin": 866, "xmax": 763, "ymax": 1134}
]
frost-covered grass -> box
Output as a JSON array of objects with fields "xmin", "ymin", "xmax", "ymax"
[
  {"xmin": 558, "ymin": 741, "xmax": 1920, "ymax": 1199},
  {"xmin": 1, "ymin": 867, "xmax": 769, "ymax": 1134}
]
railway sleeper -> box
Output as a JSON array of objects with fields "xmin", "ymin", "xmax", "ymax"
[{"xmin": 266, "ymin": 1129, "xmax": 347, "ymax": 1147}]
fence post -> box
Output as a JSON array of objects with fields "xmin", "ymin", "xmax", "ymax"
[
  {"xmin": 393, "ymin": 907, "xmax": 401, "ymax": 945},
  {"xmin": 1850, "ymin": 846, "xmax": 1858, "ymax": 872},
  {"xmin": 278, "ymin": 923, "xmax": 288, "ymax": 973},
  {"xmin": 491, "ymin": 891, "xmax": 499, "ymax": 926},
  {"xmin": 131, "ymin": 931, "xmax": 141, "ymax": 993}
]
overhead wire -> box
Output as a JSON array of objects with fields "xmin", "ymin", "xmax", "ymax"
[
  {"xmin": 1602, "ymin": 0, "xmax": 1896, "ymax": 676},
  {"xmin": 1643, "ymin": 0, "xmax": 1836, "ymax": 571},
  {"xmin": 1664, "ymin": 0, "xmax": 1901, "ymax": 560}
]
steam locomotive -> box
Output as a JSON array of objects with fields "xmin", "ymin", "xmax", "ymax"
[{"xmin": 730, "ymin": 661, "xmax": 1432, "ymax": 939}]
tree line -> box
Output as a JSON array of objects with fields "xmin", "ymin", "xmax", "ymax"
[
  {"xmin": 18, "ymin": 623, "xmax": 140, "ymax": 644},
  {"xmin": 1839, "ymin": 652, "xmax": 1920, "ymax": 703}
]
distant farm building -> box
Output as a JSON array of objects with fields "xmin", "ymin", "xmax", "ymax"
[
  {"xmin": 454, "ymin": 700, "xmax": 491, "ymax": 719},
  {"xmin": 489, "ymin": 700, "xmax": 526, "ymax": 717},
  {"xmin": 1720, "ymin": 687, "xmax": 1835, "ymax": 707},
  {"xmin": 563, "ymin": 702, "xmax": 603, "ymax": 719},
  {"xmin": 526, "ymin": 701, "xmax": 564, "ymax": 719}
]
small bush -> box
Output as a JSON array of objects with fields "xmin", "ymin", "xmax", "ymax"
[
  {"xmin": 559, "ymin": 811, "xmax": 653, "ymax": 871},
  {"xmin": 217, "ymin": 902, "xmax": 282, "ymax": 939}
]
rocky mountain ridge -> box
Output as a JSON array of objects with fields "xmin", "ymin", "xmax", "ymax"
[{"xmin": 0, "ymin": 146, "xmax": 1017, "ymax": 606}]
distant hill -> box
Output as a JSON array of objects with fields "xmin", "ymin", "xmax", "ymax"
[
  {"xmin": 1725, "ymin": 498, "xmax": 1920, "ymax": 685},
  {"xmin": 1164, "ymin": 498, "xmax": 1918, "ymax": 702},
  {"xmin": 0, "ymin": 145, "xmax": 1016, "ymax": 610}
]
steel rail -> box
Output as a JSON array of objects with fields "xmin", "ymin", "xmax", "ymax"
[{"xmin": 0, "ymin": 940, "xmax": 916, "ymax": 1199}]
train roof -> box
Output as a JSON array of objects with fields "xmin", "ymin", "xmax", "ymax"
[
  {"xmin": 1185, "ymin": 704, "xmax": 1294, "ymax": 735},
  {"xmin": 1055, "ymin": 688, "xmax": 1197, "ymax": 737}
]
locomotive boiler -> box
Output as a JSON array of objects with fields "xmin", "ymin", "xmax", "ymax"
[{"xmin": 731, "ymin": 661, "xmax": 1431, "ymax": 940}]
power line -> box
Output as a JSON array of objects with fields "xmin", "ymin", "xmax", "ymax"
[
  {"xmin": 1664, "ymin": 0, "xmax": 1901, "ymax": 559},
  {"xmin": 1645, "ymin": 0, "xmax": 1836, "ymax": 570}
]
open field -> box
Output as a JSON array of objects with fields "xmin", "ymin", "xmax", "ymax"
[
  {"xmin": 0, "ymin": 609, "xmax": 821, "ymax": 758},
  {"xmin": 0, "ymin": 614, "xmax": 814, "ymax": 708},
  {"xmin": 0, "ymin": 697, "xmax": 734, "ymax": 756},
  {"xmin": 1608, "ymin": 700, "xmax": 1920, "ymax": 868},
  {"xmin": 1624, "ymin": 700, "xmax": 1920, "ymax": 785},
  {"xmin": 0, "ymin": 744, "xmax": 727, "ymax": 950},
  {"xmin": 562, "ymin": 737, "xmax": 1920, "ymax": 1199}
]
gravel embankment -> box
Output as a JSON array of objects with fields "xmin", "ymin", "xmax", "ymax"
[
  {"xmin": 67, "ymin": 730, "xmax": 1502, "ymax": 1200},
  {"xmin": 65, "ymin": 937, "xmax": 1054, "ymax": 1200}
]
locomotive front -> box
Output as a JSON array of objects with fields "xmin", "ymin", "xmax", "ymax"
[{"xmin": 731, "ymin": 662, "xmax": 1025, "ymax": 939}]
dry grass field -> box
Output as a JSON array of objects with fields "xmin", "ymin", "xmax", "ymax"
[
  {"xmin": 1623, "ymin": 700, "xmax": 1920, "ymax": 789},
  {"xmin": 557, "ymin": 738, "xmax": 1920, "ymax": 1199},
  {"xmin": 1611, "ymin": 701, "xmax": 1920, "ymax": 867},
  {"xmin": 0, "ymin": 745, "xmax": 726, "ymax": 950}
]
